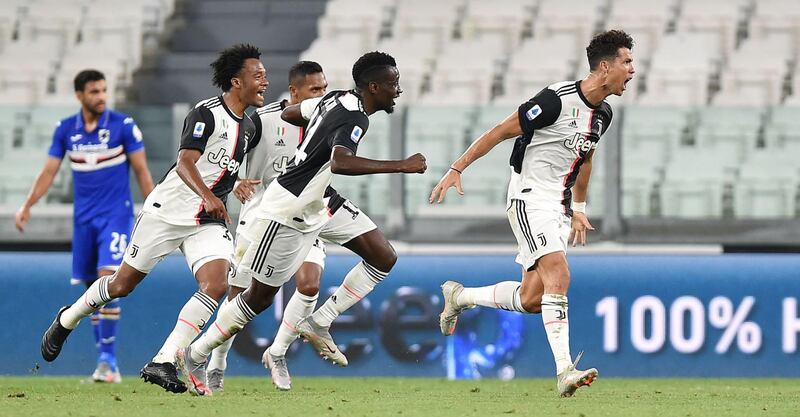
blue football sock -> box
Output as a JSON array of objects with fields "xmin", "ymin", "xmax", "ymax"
[{"xmin": 98, "ymin": 299, "xmax": 121, "ymax": 368}]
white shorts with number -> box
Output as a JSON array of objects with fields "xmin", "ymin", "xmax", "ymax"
[
  {"xmin": 229, "ymin": 198, "xmax": 377, "ymax": 288},
  {"xmin": 506, "ymin": 199, "xmax": 570, "ymax": 270},
  {"xmin": 318, "ymin": 199, "xmax": 377, "ymax": 245},
  {"xmin": 123, "ymin": 212, "xmax": 234, "ymax": 275}
]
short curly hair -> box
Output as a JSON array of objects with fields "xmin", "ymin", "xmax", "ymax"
[
  {"xmin": 586, "ymin": 30, "xmax": 633, "ymax": 70},
  {"xmin": 352, "ymin": 51, "xmax": 397, "ymax": 89},
  {"xmin": 210, "ymin": 44, "xmax": 262, "ymax": 91}
]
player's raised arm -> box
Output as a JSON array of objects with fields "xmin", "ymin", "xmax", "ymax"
[
  {"xmin": 282, "ymin": 96, "xmax": 323, "ymax": 127},
  {"xmin": 429, "ymin": 111, "xmax": 522, "ymax": 204}
]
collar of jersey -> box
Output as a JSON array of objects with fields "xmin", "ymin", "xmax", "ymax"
[
  {"xmin": 217, "ymin": 95, "xmax": 244, "ymax": 121},
  {"xmin": 575, "ymin": 80, "xmax": 600, "ymax": 110},
  {"xmin": 74, "ymin": 109, "xmax": 111, "ymax": 132}
]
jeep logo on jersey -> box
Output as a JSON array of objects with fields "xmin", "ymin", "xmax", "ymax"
[
  {"xmin": 563, "ymin": 133, "xmax": 598, "ymax": 153},
  {"xmin": 193, "ymin": 122, "xmax": 206, "ymax": 138},
  {"xmin": 351, "ymin": 126, "xmax": 363, "ymax": 143},
  {"xmin": 525, "ymin": 104, "xmax": 542, "ymax": 121},
  {"xmin": 207, "ymin": 147, "xmax": 241, "ymax": 174}
]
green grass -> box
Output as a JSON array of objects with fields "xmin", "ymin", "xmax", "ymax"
[{"xmin": 1, "ymin": 377, "xmax": 799, "ymax": 417}]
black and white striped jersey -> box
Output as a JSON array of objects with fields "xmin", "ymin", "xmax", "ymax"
[
  {"xmin": 256, "ymin": 90, "xmax": 369, "ymax": 231},
  {"xmin": 143, "ymin": 96, "xmax": 257, "ymax": 226},
  {"xmin": 509, "ymin": 80, "xmax": 612, "ymax": 216},
  {"xmin": 238, "ymin": 99, "xmax": 303, "ymax": 224}
]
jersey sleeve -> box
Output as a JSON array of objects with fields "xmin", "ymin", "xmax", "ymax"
[
  {"xmin": 248, "ymin": 113, "xmax": 263, "ymax": 152},
  {"xmin": 122, "ymin": 116, "xmax": 145, "ymax": 154},
  {"xmin": 179, "ymin": 106, "xmax": 215, "ymax": 153},
  {"xmin": 329, "ymin": 113, "xmax": 369, "ymax": 154},
  {"xmin": 300, "ymin": 97, "xmax": 324, "ymax": 120},
  {"xmin": 517, "ymin": 88, "xmax": 562, "ymax": 135},
  {"xmin": 47, "ymin": 121, "xmax": 67, "ymax": 158}
]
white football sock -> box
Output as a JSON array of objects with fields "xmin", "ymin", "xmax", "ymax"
[
  {"xmin": 190, "ymin": 294, "xmax": 256, "ymax": 363},
  {"xmin": 208, "ymin": 298, "xmax": 234, "ymax": 371},
  {"xmin": 152, "ymin": 291, "xmax": 218, "ymax": 364},
  {"xmin": 60, "ymin": 275, "xmax": 113, "ymax": 329},
  {"xmin": 269, "ymin": 290, "xmax": 318, "ymax": 356},
  {"xmin": 541, "ymin": 293, "xmax": 572, "ymax": 374},
  {"xmin": 457, "ymin": 281, "xmax": 527, "ymax": 313},
  {"xmin": 312, "ymin": 261, "xmax": 387, "ymax": 327}
]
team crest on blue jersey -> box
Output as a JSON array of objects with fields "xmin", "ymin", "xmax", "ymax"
[
  {"xmin": 350, "ymin": 126, "xmax": 363, "ymax": 143},
  {"xmin": 98, "ymin": 129, "xmax": 110, "ymax": 144},
  {"xmin": 525, "ymin": 105, "xmax": 542, "ymax": 121},
  {"xmin": 193, "ymin": 122, "xmax": 206, "ymax": 138}
]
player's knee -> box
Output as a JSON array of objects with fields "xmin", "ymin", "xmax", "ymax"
[
  {"xmin": 521, "ymin": 297, "xmax": 542, "ymax": 314},
  {"xmin": 519, "ymin": 290, "xmax": 542, "ymax": 314},
  {"xmin": 296, "ymin": 281, "xmax": 320, "ymax": 297},
  {"xmin": 107, "ymin": 276, "xmax": 135, "ymax": 298},
  {"xmin": 370, "ymin": 245, "xmax": 397, "ymax": 273},
  {"xmin": 202, "ymin": 280, "xmax": 228, "ymax": 301}
]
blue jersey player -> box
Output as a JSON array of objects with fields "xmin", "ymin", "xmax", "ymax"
[{"xmin": 15, "ymin": 69, "xmax": 154, "ymax": 383}]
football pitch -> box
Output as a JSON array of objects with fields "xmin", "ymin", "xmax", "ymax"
[{"xmin": 2, "ymin": 377, "xmax": 799, "ymax": 417}]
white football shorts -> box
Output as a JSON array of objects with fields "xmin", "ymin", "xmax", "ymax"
[
  {"xmin": 123, "ymin": 212, "xmax": 234, "ymax": 275},
  {"xmin": 506, "ymin": 199, "xmax": 570, "ymax": 270}
]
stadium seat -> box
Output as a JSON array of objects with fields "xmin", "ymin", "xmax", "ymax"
[
  {"xmin": 621, "ymin": 142, "xmax": 664, "ymax": 217},
  {"xmin": 641, "ymin": 32, "xmax": 721, "ymax": 106},
  {"xmin": 621, "ymin": 106, "xmax": 689, "ymax": 156},
  {"xmin": 317, "ymin": 0, "xmax": 392, "ymax": 52},
  {"xmin": 393, "ymin": 0, "xmax": 462, "ymax": 49},
  {"xmin": 659, "ymin": 147, "xmax": 734, "ymax": 218},
  {"xmin": 764, "ymin": 106, "xmax": 800, "ymax": 149},
  {"xmin": 16, "ymin": 0, "xmax": 83, "ymax": 55},
  {"xmin": 377, "ymin": 36, "xmax": 437, "ymax": 104},
  {"xmin": 604, "ymin": 0, "xmax": 676, "ymax": 62},
  {"xmin": 675, "ymin": 0, "xmax": 744, "ymax": 61},
  {"xmin": 461, "ymin": 0, "xmax": 534, "ymax": 52},
  {"xmin": 299, "ymin": 38, "xmax": 366, "ymax": 90},
  {"xmin": 694, "ymin": 106, "xmax": 765, "ymax": 162},
  {"xmin": 713, "ymin": 34, "xmax": 792, "ymax": 106},
  {"xmin": 499, "ymin": 35, "xmax": 579, "ymax": 105},
  {"xmin": 734, "ymin": 148, "xmax": 798, "ymax": 218},
  {"xmin": 533, "ymin": 0, "xmax": 603, "ymax": 54},
  {"xmin": 749, "ymin": 0, "xmax": 800, "ymax": 48},
  {"xmin": 421, "ymin": 36, "xmax": 504, "ymax": 105}
]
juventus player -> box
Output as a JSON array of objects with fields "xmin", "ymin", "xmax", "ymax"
[
  {"xmin": 177, "ymin": 52, "xmax": 426, "ymax": 396},
  {"xmin": 430, "ymin": 30, "xmax": 635, "ymax": 397},
  {"xmin": 205, "ymin": 61, "xmax": 334, "ymax": 392},
  {"xmin": 41, "ymin": 44, "xmax": 268, "ymax": 394}
]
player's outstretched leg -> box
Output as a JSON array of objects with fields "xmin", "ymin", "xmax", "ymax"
[
  {"xmin": 42, "ymin": 264, "xmax": 146, "ymax": 362},
  {"xmin": 139, "ymin": 362, "xmax": 186, "ymax": 393},
  {"xmin": 41, "ymin": 306, "xmax": 73, "ymax": 362},
  {"xmin": 296, "ymin": 315, "xmax": 348, "ymax": 366},
  {"xmin": 438, "ymin": 280, "xmax": 475, "ymax": 336},
  {"xmin": 557, "ymin": 351, "xmax": 598, "ymax": 397},
  {"xmin": 265, "ymin": 262, "xmax": 321, "ymax": 390},
  {"xmin": 263, "ymin": 349, "xmax": 291, "ymax": 390},
  {"xmin": 176, "ymin": 345, "xmax": 212, "ymax": 396},
  {"xmin": 206, "ymin": 297, "xmax": 237, "ymax": 393}
]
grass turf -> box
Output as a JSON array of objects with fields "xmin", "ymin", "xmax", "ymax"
[{"xmin": 1, "ymin": 377, "xmax": 799, "ymax": 417}]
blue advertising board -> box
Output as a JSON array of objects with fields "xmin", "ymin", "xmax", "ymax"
[{"xmin": 1, "ymin": 252, "xmax": 798, "ymax": 378}]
